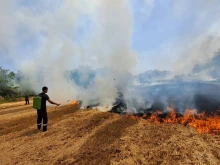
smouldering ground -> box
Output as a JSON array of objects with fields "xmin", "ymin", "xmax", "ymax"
[{"xmin": 0, "ymin": 102, "xmax": 220, "ymax": 165}]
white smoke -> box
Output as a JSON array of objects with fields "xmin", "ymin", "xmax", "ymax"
[
  {"xmin": 170, "ymin": 0, "xmax": 220, "ymax": 74},
  {"xmin": 0, "ymin": 0, "xmax": 137, "ymax": 106},
  {"xmin": 2, "ymin": 0, "xmax": 220, "ymax": 112}
]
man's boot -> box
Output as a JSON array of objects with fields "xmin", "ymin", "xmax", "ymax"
[
  {"xmin": 43, "ymin": 124, "xmax": 47, "ymax": 132},
  {"xmin": 37, "ymin": 123, "xmax": 41, "ymax": 130}
]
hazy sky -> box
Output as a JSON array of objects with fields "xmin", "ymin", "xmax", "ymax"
[{"xmin": 1, "ymin": 0, "xmax": 220, "ymax": 73}]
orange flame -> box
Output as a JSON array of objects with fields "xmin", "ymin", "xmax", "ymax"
[
  {"xmin": 126, "ymin": 112, "xmax": 138, "ymax": 120},
  {"xmin": 125, "ymin": 107, "xmax": 220, "ymax": 134},
  {"xmin": 71, "ymin": 100, "xmax": 80, "ymax": 106},
  {"xmin": 149, "ymin": 110, "xmax": 162, "ymax": 124},
  {"xmin": 164, "ymin": 107, "xmax": 177, "ymax": 123},
  {"xmin": 148, "ymin": 107, "xmax": 220, "ymax": 134}
]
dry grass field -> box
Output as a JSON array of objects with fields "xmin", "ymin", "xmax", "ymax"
[{"xmin": 0, "ymin": 101, "xmax": 220, "ymax": 165}]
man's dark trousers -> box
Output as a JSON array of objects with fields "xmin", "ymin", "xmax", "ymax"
[
  {"xmin": 37, "ymin": 109, "xmax": 48, "ymax": 132},
  {"xmin": 25, "ymin": 99, "xmax": 29, "ymax": 105}
]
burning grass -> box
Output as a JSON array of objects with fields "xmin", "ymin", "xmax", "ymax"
[
  {"xmin": 71, "ymin": 100, "xmax": 80, "ymax": 106},
  {"xmin": 126, "ymin": 107, "xmax": 220, "ymax": 134}
]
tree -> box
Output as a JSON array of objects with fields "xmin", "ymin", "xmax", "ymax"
[{"xmin": 0, "ymin": 67, "xmax": 17, "ymax": 97}]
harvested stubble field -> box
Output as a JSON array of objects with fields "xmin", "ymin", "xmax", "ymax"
[{"xmin": 0, "ymin": 102, "xmax": 220, "ymax": 165}]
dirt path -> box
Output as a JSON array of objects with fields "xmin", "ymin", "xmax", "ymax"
[{"xmin": 0, "ymin": 102, "xmax": 220, "ymax": 165}]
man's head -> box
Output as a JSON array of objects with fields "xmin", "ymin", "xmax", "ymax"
[{"xmin": 42, "ymin": 86, "xmax": 48, "ymax": 93}]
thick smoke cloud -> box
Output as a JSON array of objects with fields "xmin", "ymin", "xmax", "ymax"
[
  {"xmin": 134, "ymin": 0, "xmax": 220, "ymax": 73},
  {"xmin": 0, "ymin": 0, "xmax": 137, "ymax": 106},
  {"xmin": 1, "ymin": 0, "xmax": 220, "ymax": 113},
  {"xmin": 170, "ymin": 0, "xmax": 220, "ymax": 74}
]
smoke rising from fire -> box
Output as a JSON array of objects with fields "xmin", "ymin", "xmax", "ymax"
[
  {"xmin": 1, "ymin": 1, "xmax": 220, "ymax": 113},
  {"xmin": 0, "ymin": 0, "xmax": 137, "ymax": 106}
]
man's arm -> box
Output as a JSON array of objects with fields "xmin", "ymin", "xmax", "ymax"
[{"xmin": 48, "ymin": 99, "xmax": 60, "ymax": 106}]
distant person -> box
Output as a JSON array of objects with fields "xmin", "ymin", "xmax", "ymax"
[
  {"xmin": 37, "ymin": 86, "xmax": 60, "ymax": 132},
  {"xmin": 25, "ymin": 94, "xmax": 29, "ymax": 105}
]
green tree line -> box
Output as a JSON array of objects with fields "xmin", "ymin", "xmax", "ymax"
[{"xmin": 0, "ymin": 66, "xmax": 35, "ymax": 102}]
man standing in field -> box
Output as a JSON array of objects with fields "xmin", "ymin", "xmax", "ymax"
[
  {"xmin": 37, "ymin": 86, "xmax": 60, "ymax": 132},
  {"xmin": 25, "ymin": 94, "xmax": 29, "ymax": 105}
]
